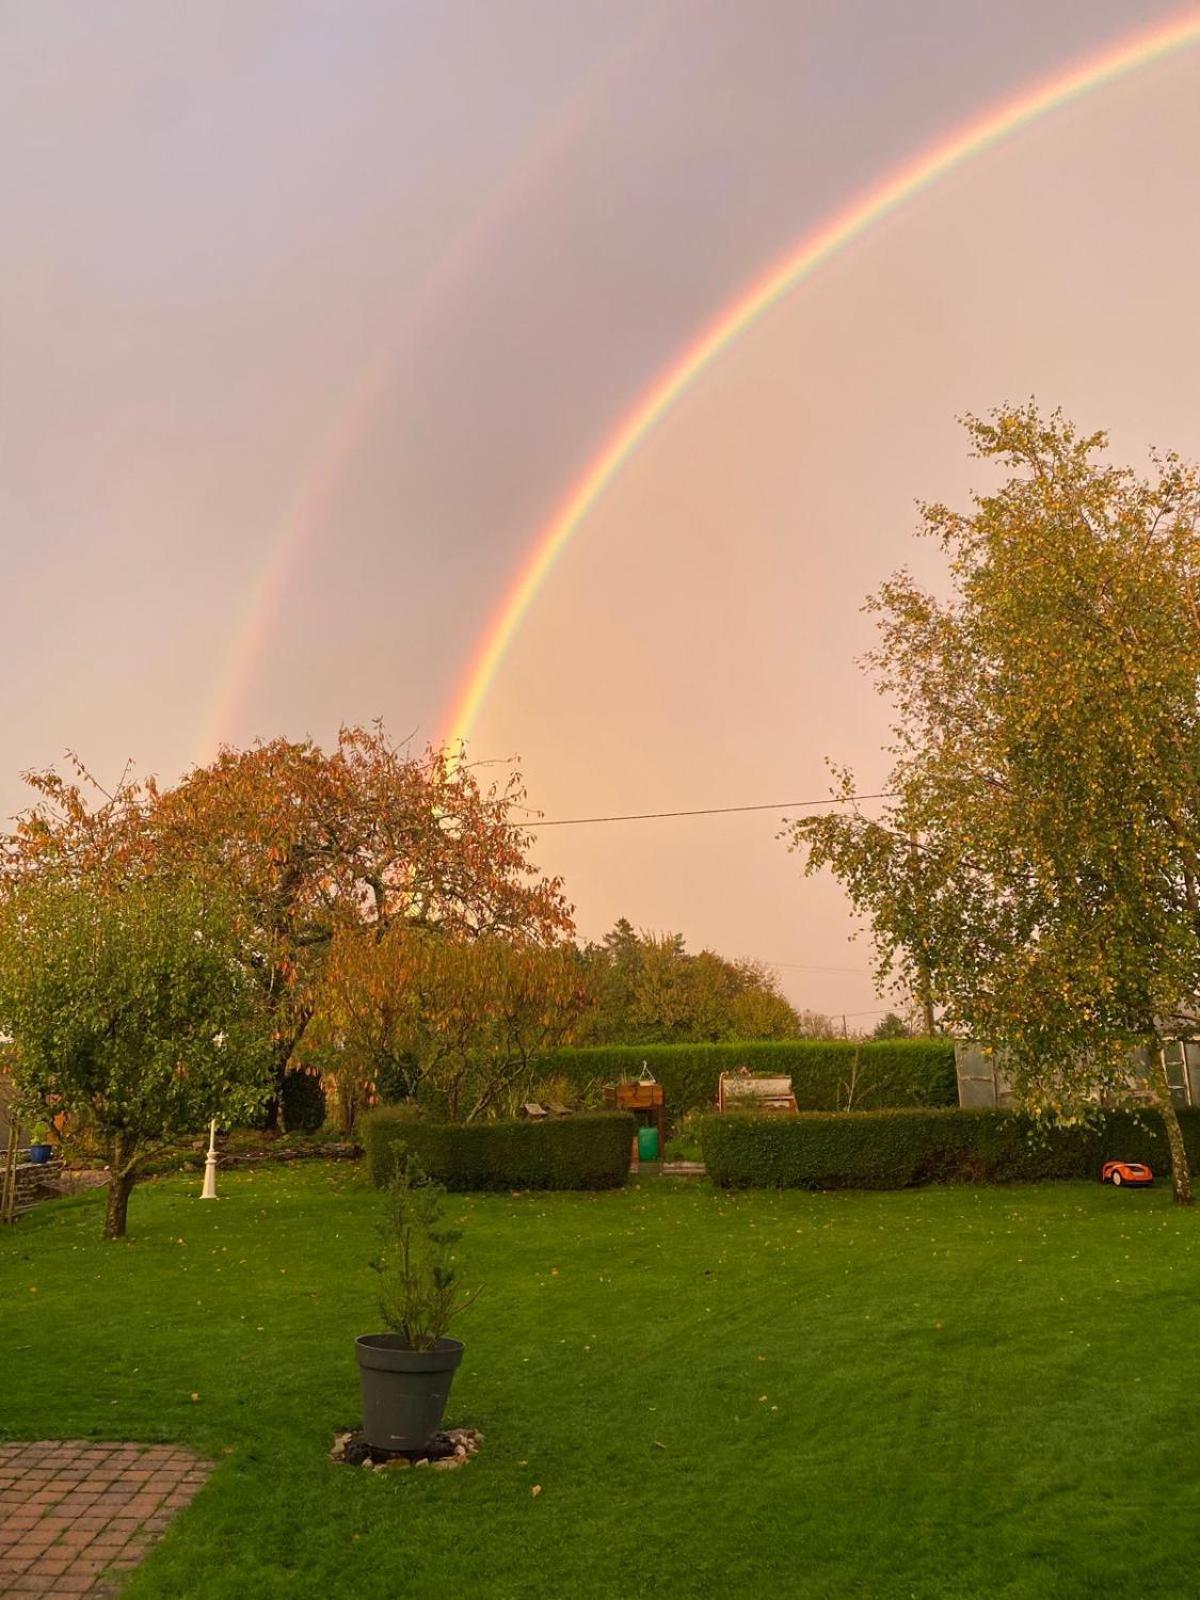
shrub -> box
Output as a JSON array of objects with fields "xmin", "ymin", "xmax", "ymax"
[
  {"xmin": 373, "ymin": 1158, "xmax": 478, "ymax": 1347},
  {"xmin": 663, "ymin": 1107, "xmax": 706, "ymax": 1163},
  {"xmin": 281, "ymin": 1068, "xmax": 326, "ymax": 1134},
  {"xmin": 522, "ymin": 1072, "xmax": 600, "ymax": 1114},
  {"xmin": 534, "ymin": 1040, "xmax": 956, "ymax": 1126},
  {"xmin": 700, "ymin": 1106, "xmax": 1200, "ymax": 1189},
  {"xmin": 362, "ymin": 1109, "xmax": 636, "ymax": 1192}
]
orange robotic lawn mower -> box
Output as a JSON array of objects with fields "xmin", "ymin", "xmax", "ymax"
[{"xmin": 1101, "ymin": 1160, "xmax": 1154, "ymax": 1188}]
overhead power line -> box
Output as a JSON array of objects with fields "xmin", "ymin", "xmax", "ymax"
[
  {"xmin": 523, "ymin": 792, "xmax": 894, "ymax": 828},
  {"xmin": 763, "ymin": 958, "xmax": 875, "ymax": 977}
]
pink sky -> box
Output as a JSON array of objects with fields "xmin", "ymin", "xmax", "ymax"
[{"xmin": 4, "ymin": 1, "xmax": 1199, "ymax": 1022}]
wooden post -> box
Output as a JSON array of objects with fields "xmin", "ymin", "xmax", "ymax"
[{"xmin": 1, "ymin": 1122, "xmax": 22, "ymax": 1226}]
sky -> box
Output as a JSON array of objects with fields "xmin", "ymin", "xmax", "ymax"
[{"xmin": 4, "ymin": 0, "xmax": 1200, "ymax": 1025}]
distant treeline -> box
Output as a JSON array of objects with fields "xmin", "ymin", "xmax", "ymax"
[{"xmin": 573, "ymin": 919, "xmax": 856, "ymax": 1045}]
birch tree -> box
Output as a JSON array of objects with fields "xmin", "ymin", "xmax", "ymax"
[{"xmin": 787, "ymin": 406, "xmax": 1200, "ymax": 1202}]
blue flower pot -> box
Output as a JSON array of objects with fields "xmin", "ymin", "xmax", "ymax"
[{"xmin": 27, "ymin": 1144, "xmax": 52, "ymax": 1165}]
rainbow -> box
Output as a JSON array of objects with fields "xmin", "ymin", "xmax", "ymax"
[
  {"xmin": 443, "ymin": 7, "xmax": 1200, "ymax": 751},
  {"xmin": 197, "ymin": 1, "xmax": 680, "ymax": 761}
]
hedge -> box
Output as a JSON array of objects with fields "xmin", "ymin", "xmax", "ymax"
[
  {"xmin": 535, "ymin": 1040, "xmax": 957, "ymax": 1122},
  {"xmin": 362, "ymin": 1109, "xmax": 636, "ymax": 1192},
  {"xmin": 700, "ymin": 1106, "xmax": 1200, "ymax": 1189}
]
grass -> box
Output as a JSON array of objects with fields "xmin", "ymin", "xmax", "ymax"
[
  {"xmin": 4, "ymin": 1164, "xmax": 1200, "ymax": 1599},
  {"xmin": 662, "ymin": 1137, "xmax": 702, "ymax": 1162}
]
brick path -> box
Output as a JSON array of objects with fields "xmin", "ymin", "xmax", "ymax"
[{"xmin": 0, "ymin": 1442, "xmax": 212, "ymax": 1598}]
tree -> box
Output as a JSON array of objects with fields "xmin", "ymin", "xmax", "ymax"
[
  {"xmin": 872, "ymin": 1012, "xmax": 914, "ymax": 1040},
  {"xmin": 787, "ymin": 406, "xmax": 1200, "ymax": 1203},
  {"xmin": 792, "ymin": 1009, "xmax": 842, "ymax": 1040},
  {"xmin": 373, "ymin": 1157, "xmax": 478, "ymax": 1349},
  {"xmin": 0, "ymin": 874, "xmax": 272, "ymax": 1238},
  {"xmin": 578, "ymin": 922, "xmax": 803, "ymax": 1043},
  {"xmin": 4, "ymin": 727, "xmax": 573, "ymax": 1123},
  {"xmin": 310, "ymin": 924, "xmax": 593, "ymax": 1123}
]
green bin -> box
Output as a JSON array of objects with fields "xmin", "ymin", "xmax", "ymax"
[{"xmin": 637, "ymin": 1126, "xmax": 659, "ymax": 1162}]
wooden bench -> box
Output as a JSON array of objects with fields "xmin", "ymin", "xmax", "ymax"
[{"xmin": 717, "ymin": 1068, "xmax": 797, "ymax": 1114}]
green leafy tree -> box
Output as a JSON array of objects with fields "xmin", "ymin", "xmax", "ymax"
[
  {"xmin": 0, "ymin": 874, "xmax": 272, "ymax": 1237},
  {"xmin": 578, "ymin": 922, "xmax": 803, "ymax": 1043},
  {"xmin": 872, "ymin": 1012, "xmax": 914, "ymax": 1040},
  {"xmin": 787, "ymin": 406, "xmax": 1200, "ymax": 1202}
]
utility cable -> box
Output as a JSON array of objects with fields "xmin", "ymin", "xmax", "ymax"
[{"xmin": 523, "ymin": 792, "xmax": 893, "ymax": 828}]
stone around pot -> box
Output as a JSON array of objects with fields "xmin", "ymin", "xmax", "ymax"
[{"xmin": 356, "ymin": 1334, "xmax": 464, "ymax": 1453}]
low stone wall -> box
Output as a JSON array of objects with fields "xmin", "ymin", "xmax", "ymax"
[
  {"xmin": 1, "ymin": 1155, "xmax": 67, "ymax": 1217},
  {"xmin": 217, "ymin": 1140, "xmax": 361, "ymax": 1169}
]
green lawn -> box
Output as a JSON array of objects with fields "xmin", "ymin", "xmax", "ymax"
[{"xmin": 4, "ymin": 1164, "xmax": 1199, "ymax": 1599}]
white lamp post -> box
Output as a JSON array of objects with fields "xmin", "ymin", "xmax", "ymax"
[{"xmin": 200, "ymin": 1119, "xmax": 218, "ymax": 1200}]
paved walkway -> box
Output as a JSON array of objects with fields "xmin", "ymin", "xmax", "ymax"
[{"xmin": 0, "ymin": 1441, "xmax": 211, "ymax": 1597}]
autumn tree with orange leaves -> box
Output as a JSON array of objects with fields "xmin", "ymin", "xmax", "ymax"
[
  {"xmin": 310, "ymin": 923, "xmax": 593, "ymax": 1129},
  {"xmin": 2, "ymin": 725, "xmax": 573, "ymax": 1126}
]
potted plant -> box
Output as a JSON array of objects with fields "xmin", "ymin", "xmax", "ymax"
[
  {"xmin": 27, "ymin": 1123, "xmax": 53, "ymax": 1164},
  {"xmin": 355, "ymin": 1157, "xmax": 478, "ymax": 1453}
]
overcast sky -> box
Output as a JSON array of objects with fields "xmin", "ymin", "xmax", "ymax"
[{"xmin": 4, "ymin": 0, "xmax": 1199, "ymax": 1022}]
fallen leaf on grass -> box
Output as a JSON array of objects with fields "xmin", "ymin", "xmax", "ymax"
[{"xmin": 531, "ymin": 1485, "xmax": 542, "ymax": 1497}]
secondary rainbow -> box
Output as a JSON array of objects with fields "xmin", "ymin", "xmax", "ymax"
[
  {"xmin": 443, "ymin": 7, "xmax": 1200, "ymax": 751},
  {"xmin": 195, "ymin": 3, "xmax": 679, "ymax": 762}
]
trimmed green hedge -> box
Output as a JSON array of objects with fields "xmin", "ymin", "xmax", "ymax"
[
  {"xmin": 536, "ymin": 1040, "xmax": 956, "ymax": 1122},
  {"xmin": 362, "ymin": 1109, "xmax": 636, "ymax": 1192},
  {"xmin": 700, "ymin": 1106, "xmax": 1200, "ymax": 1189}
]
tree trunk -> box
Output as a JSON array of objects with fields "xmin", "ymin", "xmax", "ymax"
[
  {"xmin": 920, "ymin": 984, "xmax": 936, "ymax": 1038},
  {"xmin": 261, "ymin": 1045, "xmax": 296, "ymax": 1133},
  {"xmin": 103, "ymin": 1133, "xmax": 140, "ymax": 1239},
  {"xmin": 261, "ymin": 1008, "xmax": 314, "ymax": 1132},
  {"xmin": 104, "ymin": 1167, "xmax": 137, "ymax": 1239},
  {"xmin": 907, "ymin": 828, "xmax": 937, "ymax": 1036},
  {"xmin": 1151, "ymin": 1046, "xmax": 1192, "ymax": 1206},
  {"xmin": 261, "ymin": 1085, "xmax": 282, "ymax": 1133}
]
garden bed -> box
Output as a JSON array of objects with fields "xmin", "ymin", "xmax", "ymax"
[{"xmin": 330, "ymin": 1425, "xmax": 483, "ymax": 1471}]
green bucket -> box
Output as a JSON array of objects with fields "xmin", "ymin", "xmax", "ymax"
[{"xmin": 637, "ymin": 1126, "xmax": 659, "ymax": 1162}]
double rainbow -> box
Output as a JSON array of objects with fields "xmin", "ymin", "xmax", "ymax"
[{"xmin": 443, "ymin": 8, "xmax": 1200, "ymax": 751}]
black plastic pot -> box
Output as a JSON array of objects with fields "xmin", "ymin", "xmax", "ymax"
[{"xmin": 355, "ymin": 1335, "xmax": 464, "ymax": 1452}]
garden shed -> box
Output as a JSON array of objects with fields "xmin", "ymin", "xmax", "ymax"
[{"xmin": 955, "ymin": 1039, "xmax": 1200, "ymax": 1109}]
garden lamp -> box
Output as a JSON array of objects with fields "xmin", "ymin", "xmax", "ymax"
[{"xmin": 201, "ymin": 1119, "xmax": 218, "ymax": 1200}]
